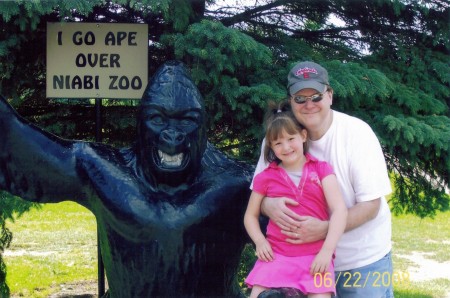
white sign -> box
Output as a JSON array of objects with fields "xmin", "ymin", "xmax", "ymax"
[{"xmin": 46, "ymin": 23, "xmax": 148, "ymax": 99}]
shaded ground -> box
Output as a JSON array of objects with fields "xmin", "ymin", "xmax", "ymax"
[{"xmin": 47, "ymin": 281, "xmax": 97, "ymax": 298}]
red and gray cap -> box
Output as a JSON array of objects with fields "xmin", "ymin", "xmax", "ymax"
[{"xmin": 287, "ymin": 61, "xmax": 329, "ymax": 96}]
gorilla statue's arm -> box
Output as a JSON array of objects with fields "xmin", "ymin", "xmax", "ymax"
[{"xmin": 0, "ymin": 95, "xmax": 87, "ymax": 203}]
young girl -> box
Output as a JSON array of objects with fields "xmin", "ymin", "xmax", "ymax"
[{"xmin": 244, "ymin": 101, "xmax": 347, "ymax": 298}]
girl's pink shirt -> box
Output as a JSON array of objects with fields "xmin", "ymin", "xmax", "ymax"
[{"xmin": 253, "ymin": 153, "xmax": 334, "ymax": 256}]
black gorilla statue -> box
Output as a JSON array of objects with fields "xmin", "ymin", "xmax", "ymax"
[{"xmin": 0, "ymin": 61, "xmax": 254, "ymax": 297}]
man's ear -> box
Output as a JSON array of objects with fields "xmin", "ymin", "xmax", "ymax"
[{"xmin": 301, "ymin": 129, "xmax": 308, "ymax": 142}]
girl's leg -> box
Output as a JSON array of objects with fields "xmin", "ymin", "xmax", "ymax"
[
  {"xmin": 308, "ymin": 293, "xmax": 331, "ymax": 298},
  {"xmin": 249, "ymin": 285, "xmax": 269, "ymax": 298}
]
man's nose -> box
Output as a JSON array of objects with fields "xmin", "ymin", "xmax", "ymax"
[{"xmin": 303, "ymin": 98, "xmax": 316, "ymax": 108}]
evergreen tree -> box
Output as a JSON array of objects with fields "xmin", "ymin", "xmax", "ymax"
[
  {"xmin": 0, "ymin": 0, "xmax": 449, "ymax": 294},
  {"xmin": 0, "ymin": 0, "xmax": 448, "ymax": 222},
  {"xmin": 0, "ymin": 191, "xmax": 37, "ymax": 297}
]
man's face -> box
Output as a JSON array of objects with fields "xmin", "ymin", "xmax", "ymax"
[{"xmin": 289, "ymin": 87, "xmax": 333, "ymax": 137}]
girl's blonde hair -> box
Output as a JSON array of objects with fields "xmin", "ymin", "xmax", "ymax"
[{"xmin": 263, "ymin": 100, "xmax": 308, "ymax": 163}]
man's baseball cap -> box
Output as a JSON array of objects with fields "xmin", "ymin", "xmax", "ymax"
[{"xmin": 287, "ymin": 61, "xmax": 329, "ymax": 96}]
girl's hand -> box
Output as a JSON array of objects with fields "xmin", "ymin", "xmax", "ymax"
[
  {"xmin": 310, "ymin": 249, "xmax": 332, "ymax": 275},
  {"xmin": 254, "ymin": 238, "xmax": 274, "ymax": 262}
]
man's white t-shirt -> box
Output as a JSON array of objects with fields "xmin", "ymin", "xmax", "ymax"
[{"xmin": 252, "ymin": 110, "xmax": 392, "ymax": 271}]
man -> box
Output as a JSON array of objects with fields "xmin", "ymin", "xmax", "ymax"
[
  {"xmin": 0, "ymin": 61, "xmax": 252, "ymax": 297},
  {"xmin": 254, "ymin": 61, "xmax": 393, "ymax": 297}
]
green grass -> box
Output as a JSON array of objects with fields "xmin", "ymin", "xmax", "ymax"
[
  {"xmin": 4, "ymin": 202, "xmax": 97, "ymax": 297},
  {"xmin": 3, "ymin": 202, "xmax": 450, "ymax": 297},
  {"xmin": 391, "ymin": 212, "xmax": 450, "ymax": 298}
]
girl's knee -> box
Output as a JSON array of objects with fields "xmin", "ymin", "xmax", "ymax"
[
  {"xmin": 308, "ymin": 293, "xmax": 331, "ymax": 298},
  {"xmin": 249, "ymin": 285, "xmax": 268, "ymax": 298}
]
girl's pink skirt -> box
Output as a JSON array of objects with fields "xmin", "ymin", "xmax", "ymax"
[{"xmin": 245, "ymin": 253, "xmax": 336, "ymax": 295}]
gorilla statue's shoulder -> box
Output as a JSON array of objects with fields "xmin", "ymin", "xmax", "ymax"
[
  {"xmin": 73, "ymin": 142, "xmax": 132, "ymax": 168},
  {"xmin": 202, "ymin": 142, "xmax": 254, "ymax": 180}
]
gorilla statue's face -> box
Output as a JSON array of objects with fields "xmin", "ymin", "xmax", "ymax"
[{"xmin": 137, "ymin": 61, "xmax": 207, "ymax": 188}]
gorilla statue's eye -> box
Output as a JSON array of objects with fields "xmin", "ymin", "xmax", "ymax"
[
  {"xmin": 179, "ymin": 112, "xmax": 200, "ymax": 126},
  {"xmin": 148, "ymin": 115, "xmax": 164, "ymax": 125},
  {"xmin": 180, "ymin": 117, "xmax": 197, "ymax": 126}
]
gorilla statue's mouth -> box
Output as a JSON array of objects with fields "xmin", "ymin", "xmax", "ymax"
[
  {"xmin": 154, "ymin": 149, "xmax": 189, "ymax": 170},
  {"xmin": 159, "ymin": 150, "xmax": 183, "ymax": 167}
]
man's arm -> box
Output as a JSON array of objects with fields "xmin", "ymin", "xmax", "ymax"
[
  {"xmin": 0, "ymin": 95, "xmax": 86, "ymax": 203},
  {"xmin": 345, "ymin": 198, "xmax": 380, "ymax": 232},
  {"xmin": 263, "ymin": 197, "xmax": 381, "ymax": 244}
]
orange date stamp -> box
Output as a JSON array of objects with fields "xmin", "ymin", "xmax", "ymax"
[{"xmin": 314, "ymin": 271, "xmax": 410, "ymax": 288}]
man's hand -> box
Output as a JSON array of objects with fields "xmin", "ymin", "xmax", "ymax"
[
  {"xmin": 261, "ymin": 197, "xmax": 329, "ymax": 244},
  {"xmin": 282, "ymin": 216, "xmax": 328, "ymax": 244},
  {"xmin": 261, "ymin": 196, "xmax": 302, "ymax": 231}
]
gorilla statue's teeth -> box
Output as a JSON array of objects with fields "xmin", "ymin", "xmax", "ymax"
[{"xmin": 158, "ymin": 150, "xmax": 184, "ymax": 167}]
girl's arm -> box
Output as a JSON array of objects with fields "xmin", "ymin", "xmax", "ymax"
[
  {"xmin": 310, "ymin": 174, "xmax": 347, "ymax": 274},
  {"xmin": 244, "ymin": 191, "xmax": 274, "ymax": 262}
]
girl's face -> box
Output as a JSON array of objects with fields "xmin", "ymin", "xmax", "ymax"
[{"xmin": 270, "ymin": 128, "xmax": 307, "ymax": 170}]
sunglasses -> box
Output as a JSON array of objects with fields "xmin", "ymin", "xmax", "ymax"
[{"xmin": 291, "ymin": 92, "xmax": 325, "ymax": 104}]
